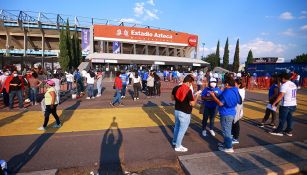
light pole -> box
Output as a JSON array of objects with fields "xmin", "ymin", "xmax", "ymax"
[{"xmin": 202, "ymin": 42, "xmax": 205, "ymax": 59}]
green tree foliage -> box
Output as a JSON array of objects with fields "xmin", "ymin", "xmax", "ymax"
[
  {"xmin": 233, "ymin": 39, "xmax": 240, "ymax": 72},
  {"xmin": 65, "ymin": 19, "xmax": 72, "ymax": 70},
  {"xmin": 246, "ymin": 49, "xmax": 254, "ymax": 66},
  {"xmin": 75, "ymin": 32, "xmax": 82, "ymax": 66},
  {"xmin": 223, "ymin": 37, "xmax": 229, "ymax": 69},
  {"xmin": 215, "ymin": 40, "xmax": 220, "ymax": 67},
  {"xmin": 58, "ymin": 28, "xmax": 70, "ymax": 71},
  {"xmin": 291, "ymin": 53, "xmax": 307, "ymax": 63},
  {"xmin": 71, "ymin": 33, "xmax": 77, "ymax": 68},
  {"xmin": 203, "ymin": 53, "xmax": 217, "ymax": 70}
]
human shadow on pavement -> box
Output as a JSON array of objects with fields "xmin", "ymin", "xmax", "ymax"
[
  {"xmin": 248, "ymin": 134, "xmax": 305, "ymax": 165},
  {"xmin": 0, "ymin": 111, "xmax": 28, "ymax": 127},
  {"xmin": 142, "ymin": 101, "xmax": 174, "ymax": 146},
  {"xmin": 98, "ymin": 117, "xmax": 123, "ymax": 175},
  {"xmin": 7, "ymin": 100, "xmax": 81, "ymax": 173}
]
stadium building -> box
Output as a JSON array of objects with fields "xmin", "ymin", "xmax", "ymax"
[{"xmin": 0, "ymin": 10, "xmax": 207, "ymax": 71}]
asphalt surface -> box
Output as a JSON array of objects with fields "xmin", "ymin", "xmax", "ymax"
[{"xmin": 0, "ymin": 81, "xmax": 306, "ymax": 174}]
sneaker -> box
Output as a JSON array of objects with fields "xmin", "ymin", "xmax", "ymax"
[
  {"xmin": 269, "ymin": 131, "xmax": 283, "ymax": 136},
  {"xmin": 202, "ymin": 130, "xmax": 207, "ymax": 137},
  {"xmin": 110, "ymin": 102, "xmax": 115, "ymax": 107},
  {"xmin": 175, "ymin": 146, "xmax": 188, "ymax": 152},
  {"xmin": 137, "ymin": 97, "xmax": 139, "ymax": 100},
  {"xmin": 284, "ymin": 131, "xmax": 293, "ymax": 137},
  {"xmin": 218, "ymin": 146, "xmax": 234, "ymax": 153},
  {"xmin": 268, "ymin": 124, "xmax": 276, "ymax": 129},
  {"xmin": 121, "ymin": 96, "xmax": 124, "ymax": 99},
  {"xmin": 91, "ymin": 97, "xmax": 95, "ymax": 99},
  {"xmin": 134, "ymin": 98, "xmax": 136, "ymax": 101},
  {"xmin": 97, "ymin": 94, "xmax": 101, "ymax": 97},
  {"xmin": 258, "ymin": 123, "xmax": 265, "ymax": 128},
  {"xmin": 52, "ymin": 124, "xmax": 62, "ymax": 128},
  {"xmin": 86, "ymin": 97, "xmax": 91, "ymax": 99},
  {"xmin": 209, "ymin": 129, "xmax": 216, "ymax": 137},
  {"xmin": 123, "ymin": 96, "xmax": 126, "ymax": 98},
  {"xmin": 232, "ymin": 139, "xmax": 239, "ymax": 144},
  {"xmin": 37, "ymin": 126, "xmax": 46, "ymax": 131}
]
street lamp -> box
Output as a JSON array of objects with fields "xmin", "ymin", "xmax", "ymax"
[{"xmin": 202, "ymin": 42, "xmax": 205, "ymax": 58}]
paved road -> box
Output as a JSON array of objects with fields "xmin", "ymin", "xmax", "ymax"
[{"xmin": 0, "ymin": 82, "xmax": 306, "ymax": 174}]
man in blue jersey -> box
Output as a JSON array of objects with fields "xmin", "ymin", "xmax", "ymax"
[{"xmin": 119, "ymin": 70, "xmax": 128, "ymax": 98}]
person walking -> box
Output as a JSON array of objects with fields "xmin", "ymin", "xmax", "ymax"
[
  {"xmin": 37, "ymin": 80, "xmax": 61, "ymax": 130},
  {"xmin": 154, "ymin": 72, "xmax": 161, "ymax": 97},
  {"xmin": 96, "ymin": 70, "xmax": 103, "ymax": 97},
  {"xmin": 110, "ymin": 71, "xmax": 123, "ymax": 107},
  {"xmin": 74, "ymin": 69, "xmax": 83, "ymax": 97},
  {"xmin": 133, "ymin": 71, "xmax": 142, "ymax": 101},
  {"xmin": 232, "ymin": 78, "xmax": 245, "ymax": 144},
  {"xmin": 201, "ymin": 77, "xmax": 222, "ymax": 137},
  {"xmin": 85, "ymin": 70, "xmax": 95, "ymax": 99},
  {"xmin": 65, "ymin": 71, "xmax": 74, "ymax": 92},
  {"xmin": 51, "ymin": 74, "xmax": 61, "ymax": 104},
  {"xmin": 28, "ymin": 72, "xmax": 42, "ymax": 105},
  {"xmin": 147, "ymin": 72, "xmax": 154, "ymax": 98},
  {"xmin": 196, "ymin": 71, "xmax": 204, "ymax": 91},
  {"xmin": 172, "ymin": 74, "xmax": 201, "ymax": 152},
  {"xmin": 141, "ymin": 70, "xmax": 148, "ymax": 92},
  {"xmin": 258, "ymin": 75, "xmax": 280, "ymax": 128},
  {"xmin": 5, "ymin": 70, "xmax": 26, "ymax": 110},
  {"xmin": 0, "ymin": 70, "xmax": 10, "ymax": 107},
  {"xmin": 270, "ymin": 72, "xmax": 297, "ymax": 136},
  {"xmin": 210, "ymin": 75, "xmax": 242, "ymax": 153},
  {"xmin": 119, "ymin": 70, "xmax": 128, "ymax": 98}
]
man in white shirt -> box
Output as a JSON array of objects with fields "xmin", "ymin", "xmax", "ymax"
[
  {"xmin": 86, "ymin": 70, "xmax": 95, "ymax": 99},
  {"xmin": 65, "ymin": 71, "xmax": 74, "ymax": 91},
  {"xmin": 270, "ymin": 72, "xmax": 297, "ymax": 136}
]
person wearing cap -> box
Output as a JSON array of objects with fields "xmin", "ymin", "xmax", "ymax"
[
  {"xmin": 38, "ymin": 79, "xmax": 61, "ymax": 130},
  {"xmin": 201, "ymin": 77, "xmax": 222, "ymax": 137}
]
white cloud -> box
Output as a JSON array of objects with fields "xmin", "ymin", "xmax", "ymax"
[
  {"xmin": 134, "ymin": 2, "xmax": 145, "ymax": 17},
  {"xmin": 279, "ymin": 12, "xmax": 295, "ymax": 20},
  {"xmin": 147, "ymin": 0, "xmax": 155, "ymax": 6},
  {"xmin": 301, "ymin": 11, "xmax": 307, "ymax": 14},
  {"xmin": 281, "ymin": 28, "xmax": 296, "ymax": 36},
  {"xmin": 260, "ymin": 32, "xmax": 270, "ymax": 36},
  {"xmin": 241, "ymin": 38, "xmax": 286, "ymax": 58},
  {"xmin": 301, "ymin": 25, "xmax": 307, "ymax": 31},
  {"xmin": 144, "ymin": 9, "xmax": 159, "ymax": 20},
  {"xmin": 119, "ymin": 18, "xmax": 141, "ymax": 24},
  {"xmin": 299, "ymin": 15, "xmax": 307, "ymax": 19}
]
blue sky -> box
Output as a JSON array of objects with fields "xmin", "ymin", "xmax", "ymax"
[{"xmin": 2, "ymin": 0, "xmax": 307, "ymax": 62}]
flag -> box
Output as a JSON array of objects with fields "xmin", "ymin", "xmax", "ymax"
[{"xmin": 112, "ymin": 41, "xmax": 120, "ymax": 54}]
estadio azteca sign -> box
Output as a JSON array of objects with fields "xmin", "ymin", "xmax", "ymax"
[{"xmin": 94, "ymin": 25, "xmax": 198, "ymax": 46}]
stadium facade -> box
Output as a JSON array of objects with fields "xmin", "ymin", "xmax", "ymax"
[{"xmin": 0, "ymin": 10, "xmax": 207, "ymax": 71}]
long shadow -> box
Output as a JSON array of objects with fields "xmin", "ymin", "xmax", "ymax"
[
  {"xmin": 98, "ymin": 117, "xmax": 123, "ymax": 175},
  {"xmin": 248, "ymin": 134, "xmax": 305, "ymax": 165},
  {"xmin": 142, "ymin": 101, "xmax": 174, "ymax": 146},
  {"xmin": 7, "ymin": 100, "xmax": 81, "ymax": 173},
  {"xmin": 0, "ymin": 111, "xmax": 28, "ymax": 127}
]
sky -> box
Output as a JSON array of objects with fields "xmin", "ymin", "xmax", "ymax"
[{"xmin": 2, "ymin": 0, "xmax": 307, "ymax": 62}]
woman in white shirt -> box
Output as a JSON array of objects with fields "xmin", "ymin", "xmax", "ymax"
[
  {"xmin": 133, "ymin": 71, "xmax": 142, "ymax": 100},
  {"xmin": 51, "ymin": 74, "xmax": 61, "ymax": 104},
  {"xmin": 232, "ymin": 78, "xmax": 245, "ymax": 144},
  {"xmin": 147, "ymin": 72, "xmax": 154, "ymax": 97}
]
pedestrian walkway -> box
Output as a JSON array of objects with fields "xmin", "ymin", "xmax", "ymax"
[{"xmin": 179, "ymin": 140, "xmax": 307, "ymax": 175}]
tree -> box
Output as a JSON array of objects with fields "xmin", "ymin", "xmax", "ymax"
[
  {"xmin": 215, "ymin": 40, "xmax": 220, "ymax": 67},
  {"xmin": 75, "ymin": 32, "xmax": 82, "ymax": 66},
  {"xmin": 291, "ymin": 53, "xmax": 307, "ymax": 63},
  {"xmin": 66, "ymin": 19, "xmax": 72, "ymax": 70},
  {"xmin": 246, "ymin": 49, "xmax": 253, "ymax": 65},
  {"xmin": 233, "ymin": 39, "xmax": 240, "ymax": 72},
  {"xmin": 58, "ymin": 28, "xmax": 70, "ymax": 71},
  {"xmin": 71, "ymin": 32, "xmax": 77, "ymax": 68},
  {"xmin": 223, "ymin": 37, "xmax": 229, "ymax": 69},
  {"xmin": 202, "ymin": 53, "xmax": 217, "ymax": 70}
]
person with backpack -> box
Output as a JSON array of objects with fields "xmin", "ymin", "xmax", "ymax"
[
  {"xmin": 232, "ymin": 78, "xmax": 245, "ymax": 144},
  {"xmin": 172, "ymin": 74, "xmax": 202, "ymax": 152},
  {"xmin": 209, "ymin": 75, "xmax": 242, "ymax": 153}
]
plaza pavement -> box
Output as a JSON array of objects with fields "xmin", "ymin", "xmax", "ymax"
[{"xmin": 0, "ymin": 81, "xmax": 306, "ymax": 174}]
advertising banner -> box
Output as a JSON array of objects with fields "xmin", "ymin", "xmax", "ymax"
[
  {"xmin": 112, "ymin": 41, "xmax": 120, "ymax": 54},
  {"xmin": 81, "ymin": 29, "xmax": 90, "ymax": 54},
  {"xmin": 94, "ymin": 25, "xmax": 198, "ymax": 47}
]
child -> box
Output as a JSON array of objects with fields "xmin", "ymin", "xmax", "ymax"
[
  {"xmin": 201, "ymin": 78, "xmax": 222, "ymax": 137},
  {"xmin": 232, "ymin": 78, "xmax": 245, "ymax": 144}
]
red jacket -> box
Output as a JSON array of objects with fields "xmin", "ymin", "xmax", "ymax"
[
  {"xmin": 5, "ymin": 75, "xmax": 25, "ymax": 93},
  {"xmin": 114, "ymin": 77, "xmax": 123, "ymax": 90}
]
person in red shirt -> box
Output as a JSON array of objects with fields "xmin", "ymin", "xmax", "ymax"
[
  {"xmin": 110, "ymin": 71, "xmax": 123, "ymax": 107},
  {"xmin": 5, "ymin": 70, "xmax": 26, "ymax": 110}
]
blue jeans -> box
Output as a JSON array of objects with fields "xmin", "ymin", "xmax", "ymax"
[
  {"xmin": 121, "ymin": 84, "xmax": 127, "ymax": 96},
  {"xmin": 30, "ymin": 87, "xmax": 38, "ymax": 105},
  {"xmin": 67, "ymin": 82, "xmax": 73, "ymax": 91},
  {"xmin": 220, "ymin": 116, "xmax": 234, "ymax": 149},
  {"xmin": 172, "ymin": 110, "xmax": 191, "ymax": 148},
  {"xmin": 112, "ymin": 89, "xmax": 122, "ymax": 105},
  {"xmin": 97, "ymin": 81, "xmax": 102, "ymax": 95},
  {"xmin": 275, "ymin": 106, "xmax": 296, "ymax": 133},
  {"xmin": 202, "ymin": 107, "xmax": 217, "ymax": 130},
  {"xmin": 9, "ymin": 90, "xmax": 24, "ymax": 109},
  {"xmin": 87, "ymin": 84, "xmax": 94, "ymax": 97}
]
